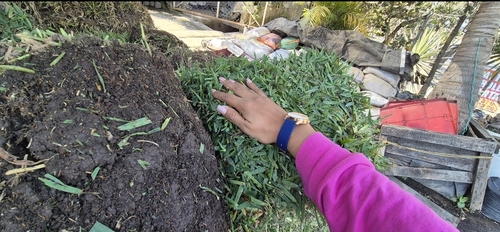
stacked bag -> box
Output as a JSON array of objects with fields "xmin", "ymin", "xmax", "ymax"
[
  {"xmin": 202, "ymin": 26, "xmax": 306, "ymax": 61},
  {"xmin": 348, "ymin": 66, "xmax": 401, "ymax": 120},
  {"xmin": 237, "ymin": 26, "xmax": 305, "ymax": 61}
]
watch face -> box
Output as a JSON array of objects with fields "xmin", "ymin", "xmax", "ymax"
[{"xmin": 287, "ymin": 112, "xmax": 309, "ymax": 121}]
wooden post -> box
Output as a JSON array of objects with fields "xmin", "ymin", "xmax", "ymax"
[
  {"xmin": 216, "ymin": 2, "xmax": 220, "ymax": 18},
  {"xmin": 470, "ymin": 152, "xmax": 494, "ymax": 211},
  {"xmin": 261, "ymin": 2, "xmax": 269, "ymax": 26},
  {"xmin": 469, "ymin": 120, "xmax": 498, "ymax": 210}
]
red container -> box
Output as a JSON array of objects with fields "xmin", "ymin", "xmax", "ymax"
[
  {"xmin": 447, "ymin": 100, "xmax": 459, "ymax": 133},
  {"xmin": 380, "ymin": 98, "xmax": 458, "ymax": 134}
]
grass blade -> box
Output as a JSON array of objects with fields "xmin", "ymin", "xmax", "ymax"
[
  {"xmin": 199, "ymin": 185, "xmax": 220, "ymax": 200},
  {"xmin": 0, "ymin": 64, "xmax": 35, "ymax": 73},
  {"xmin": 42, "ymin": 173, "xmax": 65, "ymax": 185},
  {"xmin": 104, "ymin": 117, "xmax": 129, "ymax": 122},
  {"xmin": 146, "ymin": 127, "xmax": 161, "ymax": 134},
  {"xmin": 90, "ymin": 221, "xmax": 114, "ymax": 232},
  {"xmin": 91, "ymin": 166, "xmax": 100, "ymax": 181},
  {"xmin": 161, "ymin": 117, "xmax": 171, "ymax": 130},
  {"xmin": 117, "ymin": 117, "xmax": 152, "ymax": 131},
  {"xmin": 140, "ymin": 22, "xmax": 152, "ymax": 56},
  {"xmin": 38, "ymin": 173, "xmax": 83, "ymax": 195},
  {"xmin": 49, "ymin": 51, "xmax": 66, "ymax": 66},
  {"xmin": 7, "ymin": 53, "xmax": 30, "ymax": 63},
  {"xmin": 138, "ymin": 159, "xmax": 150, "ymax": 170},
  {"xmin": 91, "ymin": 59, "xmax": 106, "ymax": 93},
  {"xmin": 199, "ymin": 143, "xmax": 205, "ymax": 153},
  {"xmin": 118, "ymin": 137, "xmax": 130, "ymax": 149}
]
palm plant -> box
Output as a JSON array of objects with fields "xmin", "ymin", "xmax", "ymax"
[
  {"xmin": 300, "ymin": 4, "xmax": 330, "ymax": 28},
  {"xmin": 487, "ymin": 53, "xmax": 500, "ymax": 81},
  {"xmin": 485, "ymin": 35, "xmax": 500, "ymax": 88},
  {"xmin": 479, "ymin": 31, "xmax": 500, "ymax": 93},
  {"xmin": 300, "ymin": 2, "xmax": 369, "ymax": 35},
  {"xmin": 410, "ymin": 27, "xmax": 447, "ymax": 84}
]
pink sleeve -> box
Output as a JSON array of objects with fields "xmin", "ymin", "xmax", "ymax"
[{"xmin": 295, "ymin": 132, "xmax": 458, "ymax": 232}]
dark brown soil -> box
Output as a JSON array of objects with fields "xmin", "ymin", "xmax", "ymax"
[
  {"xmin": 0, "ymin": 34, "xmax": 228, "ymax": 231},
  {"xmin": 17, "ymin": 2, "xmax": 155, "ymax": 36}
]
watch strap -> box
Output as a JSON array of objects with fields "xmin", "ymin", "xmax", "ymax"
[{"xmin": 276, "ymin": 118, "xmax": 296, "ymax": 152}]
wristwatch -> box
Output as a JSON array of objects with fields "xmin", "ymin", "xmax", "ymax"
[{"xmin": 276, "ymin": 112, "xmax": 310, "ymax": 152}]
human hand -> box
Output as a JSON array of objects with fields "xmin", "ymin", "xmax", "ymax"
[{"xmin": 211, "ymin": 77, "xmax": 287, "ymax": 144}]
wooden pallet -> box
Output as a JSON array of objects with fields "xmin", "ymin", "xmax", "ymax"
[{"xmin": 379, "ymin": 123, "xmax": 498, "ymax": 226}]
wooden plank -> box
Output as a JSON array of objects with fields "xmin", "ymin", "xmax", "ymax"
[
  {"xmin": 385, "ymin": 144, "xmax": 475, "ymax": 171},
  {"xmin": 386, "ymin": 156, "xmax": 470, "ymax": 199},
  {"xmin": 487, "ymin": 123, "xmax": 500, "ymax": 130},
  {"xmin": 386, "ymin": 136, "xmax": 479, "ymax": 163},
  {"xmin": 386, "ymin": 134, "xmax": 479, "ymax": 157},
  {"xmin": 381, "ymin": 166, "xmax": 473, "ymax": 183},
  {"xmin": 471, "ymin": 123, "xmax": 500, "ymax": 210},
  {"xmin": 174, "ymin": 8, "xmax": 249, "ymax": 31},
  {"xmin": 409, "ymin": 159, "xmax": 449, "ymax": 169},
  {"xmin": 470, "ymin": 119, "xmax": 500, "ymax": 147},
  {"xmin": 469, "ymin": 152, "xmax": 494, "ymax": 211},
  {"xmin": 388, "ymin": 176, "xmax": 460, "ymax": 227},
  {"xmin": 409, "ymin": 160, "xmax": 470, "ymax": 200},
  {"xmin": 381, "ymin": 124, "xmax": 498, "ymax": 154},
  {"xmin": 467, "ymin": 123, "xmax": 478, "ymax": 138},
  {"xmin": 385, "ymin": 153, "xmax": 412, "ymax": 166}
]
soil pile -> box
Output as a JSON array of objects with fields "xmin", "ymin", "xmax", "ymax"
[
  {"xmin": 16, "ymin": 2, "xmax": 154, "ymax": 35},
  {"xmin": 0, "ymin": 34, "xmax": 228, "ymax": 231}
]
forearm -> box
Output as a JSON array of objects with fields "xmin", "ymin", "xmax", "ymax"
[
  {"xmin": 295, "ymin": 132, "xmax": 458, "ymax": 232},
  {"xmin": 287, "ymin": 124, "xmax": 316, "ymax": 157}
]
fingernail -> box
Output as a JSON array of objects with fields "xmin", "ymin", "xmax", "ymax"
[
  {"xmin": 229, "ymin": 79, "xmax": 235, "ymax": 83},
  {"xmin": 211, "ymin": 89, "xmax": 216, "ymax": 94},
  {"xmin": 246, "ymin": 78, "xmax": 252, "ymax": 84},
  {"xmin": 217, "ymin": 105, "xmax": 227, "ymax": 115},
  {"xmin": 219, "ymin": 77, "xmax": 226, "ymax": 82}
]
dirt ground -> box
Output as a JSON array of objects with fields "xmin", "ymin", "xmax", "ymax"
[{"xmin": 0, "ymin": 33, "xmax": 228, "ymax": 231}]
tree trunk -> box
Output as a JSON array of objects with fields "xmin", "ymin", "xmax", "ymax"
[
  {"xmin": 427, "ymin": 2, "xmax": 500, "ymax": 134},
  {"xmin": 419, "ymin": 3, "xmax": 473, "ymax": 97}
]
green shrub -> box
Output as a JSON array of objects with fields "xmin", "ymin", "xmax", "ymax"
[{"xmin": 177, "ymin": 49, "xmax": 385, "ymax": 231}]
